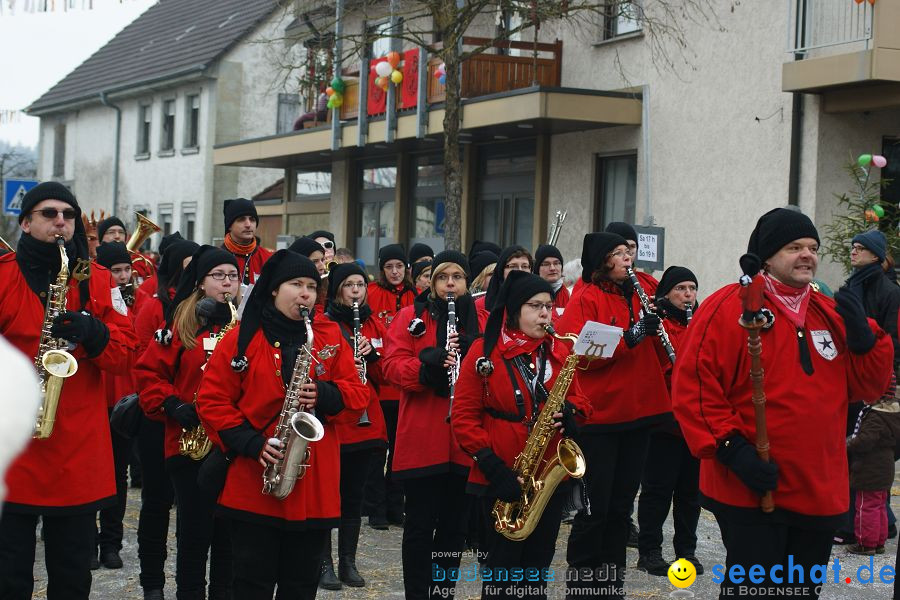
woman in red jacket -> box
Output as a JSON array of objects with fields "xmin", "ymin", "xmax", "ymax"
[
  {"xmin": 383, "ymin": 250, "xmax": 480, "ymax": 600},
  {"xmin": 452, "ymin": 271, "xmax": 590, "ymax": 600},
  {"xmin": 320, "ymin": 262, "xmax": 389, "ymax": 590},
  {"xmin": 135, "ymin": 245, "xmax": 239, "ymax": 600},
  {"xmin": 556, "ymin": 232, "xmax": 672, "ymax": 598},
  {"xmin": 475, "ymin": 246, "xmax": 533, "ymax": 328},
  {"xmin": 364, "ymin": 243, "xmax": 417, "ymax": 528},
  {"xmin": 195, "ymin": 250, "xmax": 369, "ymax": 600}
]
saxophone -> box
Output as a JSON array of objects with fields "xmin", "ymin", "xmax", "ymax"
[
  {"xmin": 261, "ymin": 307, "xmax": 325, "ymax": 499},
  {"xmin": 33, "ymin": 237, "xmax": 80, "ymax": 439},
  {"xmin": 179, "ymin": 293, "xmax": 237, "ymax": 460},
  {"xmin": 492, "ymin": 325, "xmax": 586, "ymax": 541}
]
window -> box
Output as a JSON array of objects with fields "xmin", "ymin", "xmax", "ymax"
[
  {"xmin": 160, "ymin": 99, "xmax": 175, "ymax": 152},
  {"xmin": 183, "ymin": 202, "xmax": 197, "ymax": 241},
  {"xmin": 409, "ymin": 154, "xmax": 445, "ymax": 254},
  {"xmin": 277, "ymin": 93, "xmax": 300, "ymax": 134},
  {"xmin": 595, "ymin": 154, "xmax": 637, "ymax": 229},
  {"xmin": 159, "ymin": 204, "xmax": 174, "ymax": 238},
  {"xmin": 185, "ymin": 94, "xmax": 200, "ymax": 148},
  {"xmin": 475, "ymin": 142, "xmax": 536, "ymax": 249},
  {"xmin": 52, "ymin": 123, "xmax": 66, "ymax": 178},
  {"xmin": 296, "ymin": 168, "xmax": 331, "ymax": 200},
  {"xmin": 604, "ymin": 0, "xmax": 642, "ymax": 40},
  {"xmin": 356, "ymin": 160, "xmax": 397, "ymax": 269},
  {"xmin": 137, "ymin": 104, "xmax": 151, "ymax": 155},
  {"xmin": 368, "ymin": 20, "xmax": 399, "ymax": 58}
]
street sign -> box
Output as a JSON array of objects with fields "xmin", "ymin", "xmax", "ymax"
[
  {"xmin": 3, "ymin": 179, "xmax": 38, "ymax": 217},
  {"xmin": 633, "ymin": 225, "xmax": 665, "ymax": 272}
]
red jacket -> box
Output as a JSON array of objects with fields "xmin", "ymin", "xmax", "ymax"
[
  {"xmin": 225, "ymin": 244, "xmax": 274, "ymax": 285},
  {"xmin": 671, "ymin": 284, "xmax": 894, "ymax": 517},
  {"xmin": 474, "ymin": 294, "xmax": 489, "ymax": 331},
  {"xmin": 452, "ymin": 336, "xmax": 591, "ymax": 493},
  {"xmin": 382, "ymin": 303, "xmax": 473, "ymax": 479},
  {"xmin": 367, "ymin": 281, "xmax": 416, "ymax": 402},
  {"xmin": 195, "ymin": 321, "xmax": 369, "ymax": 527},
  {"xmin": 556, "ymin": 280, "xmax": 671, "ymax": 431},
  {"xmin": 133, "ymin": 275, "xmax": 157, "ymax": 316},
  {"xmin": 134, "ymin": 295, "xmax": 165, "ymax": 357},
  {"xmin": 104, "ymin": 308, "xmax": 137, "ymax": 408},
  {"xmin": 0, "ymin": 256, "xmax": 136, "ymax": 512},
  {"xmin": 554, "ymin": 284, "xmax": 570, "ymax": 311},
  {"xmin": 571, "ymin": 270, "xmax": 658, "ymax": 298}
]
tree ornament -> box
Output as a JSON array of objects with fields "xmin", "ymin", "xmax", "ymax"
[
  {"xmin": 858, "ymin": 154, "xmax": 873, "ymax": 167},
  {"xmin": 873, "ymin": 204, "xmax": 885, "ymax": 218}
]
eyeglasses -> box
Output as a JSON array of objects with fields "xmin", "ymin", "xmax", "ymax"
[
  {"xmin": 540, "ymin": 260, "xmax": 562, "ymax": 269},
  {"xmin": 609, "ymin": 250, "xmax": 629, "ymax": 259},
  {"xmin": 33, "ymin": 208, "xmax": 77, "ymax": 220},
  {"xmin": 321, "ymin": 241, "xmax": 335, "ymax": 250},
  {"xmin": 342, "ymin": 282, "xmax": 366, "ymax": 289},
  {"xmin": 850, "ymin": 245, "xmax": 869, "ymax": 254},
  {"xmin": 207, "ymin": 272, "xmax": 239, "ymax": 281},
  {"xmin": 505, "ymin": 263, "xmax": 531, "ymax": 271},
  {"xmin": 524, "ymin": 301, "xmax": 554, "ymax": 312},
  {"xmin": 673, "ymin": 284, "xmax": 698, "ymax": 293}
]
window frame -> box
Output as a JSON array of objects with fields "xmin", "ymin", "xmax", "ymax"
[
  {"xmin": 183, "ymin": 93, "xmax": 200, "ymax": 150},
  {"xmin": 136, "ymin": 102, "xmax": 152, "ymax": 158},
  {"xmin": 159, "ymin": 98, "xmax": 176, "ymax": 155},
  {"xmin": 602, "ymin": 0, "xmax": 643, "ymax": 41},
  {"xmin": 594, "ymin": 153, "xmax": 638, "ymax": 231},
  {"xmin": 52, "ymin": 122, "xmax": 66, "ymax": 178}
]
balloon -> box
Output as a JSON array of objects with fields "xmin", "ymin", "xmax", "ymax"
[
  {"xmin": 874, "ymin": 204, "xmax": 885, "ymax": 218},
  {"xmin": 865, "ymin": 209, "xmax": 879, "ymax": 223},
  {"xmin": 387, "ymin": 51, "xmax": 401, "ymax": 68},
  {"xmin": 375, "ymin": 60, "xmax": 393, "ymax": 78},
  {"xmin": 332, "ymin": 95, "xmax": 343, "ymax": 108},
  {"xmin": 327, "ymin": 98, "xmax": 335, "ymax": 109},
  {"xmin": 325, "ymin": 87, "xmax": 334, "ymax": 96},
  {"xmin": 873, "ymin": 155, "xmax": 887, "ymax": 168},
  {"xmin": 854, "ymin": 0, "xmax": 864, "ymax": 4},
  {"xmin": 858, "ymin": 154, "xmax": 873, "ymax": 167},
  {"xmin": 374, "ymin": 76, "xmax": 383, "ymax": 88},
  {"xmin": 434, "ymin": 69, "xmax": 443, "ymax": 80},
  {"xmin": 331, "ymin": 77, "xmax": 345, "ymax": 94},
  {"xmin": 391, "ymin": 70, "xmax": 403, "ymax": 84},
  {"xmin": 439, "ymin": 74, "xmax": 446, "ymax": 85}
]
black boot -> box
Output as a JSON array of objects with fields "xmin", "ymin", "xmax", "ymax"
[
  {"xmin": 338, "ymin": 519, "xmax": 365, "ymax": 587},
  {"xmin": 319, "ymin": 534, "xmax": 342, "ymax": 591}
]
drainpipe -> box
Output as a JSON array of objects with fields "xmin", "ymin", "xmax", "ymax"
[
  {"xmin": 642, "ymin": 84, "xmax": 653, "ymax": 225},
  {"xmin": 99, "ymin": 91, "xmax": 121, "ymax": 215},
  {"xmin": 788, "ymin": 0, "xmax": 807, "ymax": 206}
]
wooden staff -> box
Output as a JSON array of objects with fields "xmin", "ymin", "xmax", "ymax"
[{"xmin": 738, "ymin": 253, "xmax": 774, "ymax": 513}]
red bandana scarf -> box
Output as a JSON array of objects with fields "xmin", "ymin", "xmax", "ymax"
[
  {"xmin": 498, "ymin": 324, "xmax": 549, "ymax": 360},
  {"xmin": 762, "ymin": 272, "xmax": 811, "ymax": 329}
]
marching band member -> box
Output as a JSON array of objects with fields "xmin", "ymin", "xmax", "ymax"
[
  {"xmin": 412, "ymin": 259, "xmax": 432, "ymax": 293},
  {"xmin": 636, "ymin": 266, "xmax": 703, "ymax": 576},
  {"xmin": 469, "ymin": 251, "xmax": 498, "ymax": 297},
  {"xmin": 133, "ymin": 232, "xmax": 186, "ymax": 315},
  {"xmin": 135, "ymin": 246, "xmax": 239, "ymax": 600},
  {"xmin": 288, "ymin": 236, "xmax": 327, "ymax": 275},
  {"xmin": 98, "ymin": 216, "xmax": 127, "ymax": 244},
  {"xmin": 533, "ymin": 244, "xmax": 569, "ymax": 313},
  {"xmin": 320, "ymin": 263, "xmax": 389, "ymax": 590},
  {"xmin": 383, "ymin": 250, "xmax": 479, "ymax": 600},
  {"xmin": 476, "ymin": 246, "xmax": 533, "ymax": 328},
  {"xmin": 672, "ymin": 208, "xmax": 893, "ymax": 599},
  {"xmin": 409, "ymin": 242, "xmax": 435, "ymax": 265},
  {"xmin": 452, "ymin": 270, "xmax": 590, "ymax": 600},
  {"xmin": 0, "ymin": 182, "xmax": 136, "ymax": 599},
  {"xmin": 364, "ymin": 243, "xmax": 417, "ymax": 529},
  {"xmin": 195, "ymin": 250, "xmax": 368, "ymax": 599},
  {"xmin": 221, "ymin": 198, "xmax": 273, "ymax": 288},
  {"xmin": 308, "ymin": 230, "xmax": 336, "ymax": 264},
  {"xmin": 556, "ymin": 232, "xmax": 671, "ymax": 598}
]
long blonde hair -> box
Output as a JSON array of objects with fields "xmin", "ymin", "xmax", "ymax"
[
  {"xmin": 470, "ymin": 263, "xmax": 496, "ymax": 294},
  {"xmin": 172, "ymin": 289, "xmax": 205, "ymax": 351}
]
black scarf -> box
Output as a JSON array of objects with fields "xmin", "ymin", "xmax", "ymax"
[
  {"xmin": 657, "ymin": 297, "xmax": 698, "ymax": 327},
  {"xmin": 413, "ymin": 289, "xmax": 480, "ymax": 349},
  {"xmin": 846, "ymin": 262, "xmax": 883, "ymax": 299},
  {"xmin": 16, "ymin": 233, "xmax": 89, "ymax": 308},
  {"xmin": 261, "ymin": 302, "xmax": 312, "ymax": 386},
  {"xmin": 325, "ymin": 300, "xmax": 373, "ymax": 327}
]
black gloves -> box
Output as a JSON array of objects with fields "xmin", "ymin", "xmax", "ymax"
[
  {"xmin": 419, "ymin": 347, "xmax": 448, "ymax": 367},
  {"xmin": 418, "ymin": 347, "xmax": 450, "ymax": 394},
  {"xmin": 51, "ymin": 310, "xmax": 110, "ymax": 358},
  {"xmin": 554, "ymin": 401, "xmax": 579, "ymax": 437},
  {"xmin": 315, "ymin": 381, "xmax": 344, "ymax": 417},
  {"xmin": 623, "ymin": 313, "xmax": 661, "ymax": 348},
  {"xmin": 834, "ymin": 288, "xmax": 877, "ymax": 354},
  {"xmin": 163, "ymin": 396, "xmax": 201, "ymax": 430},
  {"xmin": 219, "ymin": 421, "xmax": 265, "ymax": 459},
  {"xmin": 195, "ymin": 297, "xmax": 218, "ymax": 321},
  {"xmin": 474, "ymin": 448, "xmax": 522, "ymax": 502},
  {"xmin": 716, "ymin": 434, "xmax": 778, "ymax": 495}
]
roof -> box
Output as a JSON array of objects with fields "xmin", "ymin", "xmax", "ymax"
[{"xmin": 28, "ymin": 0, "xmax": 279, "ymax": 114}]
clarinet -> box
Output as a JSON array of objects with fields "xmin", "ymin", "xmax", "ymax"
[
  {"xmin": 445, "ymin": 293, "xmax": 460, "ymax": 423},
  {"xmin": 626, "ymin": 266, "xmax": 676, "ymax": 364},
  {"xmin": 352, "ymin": 301, "xmax": 371, "ymax": 427},
  {"xmin": 685, "ymin": 302, "xmax": 693, "ymax": 325}
]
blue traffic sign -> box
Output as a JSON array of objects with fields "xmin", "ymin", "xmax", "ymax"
[{"xmin": 3, "ymin": 179, "xmax": 38, "ymax": 216}]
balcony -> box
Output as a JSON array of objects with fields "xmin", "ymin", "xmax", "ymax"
[{"xmin": 782, "ymin": 0, "xmax": 900, "ymax": 112}]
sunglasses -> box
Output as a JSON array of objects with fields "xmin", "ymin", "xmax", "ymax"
[
  {"xmin": 33, "ymin": 208, "xmax": 77, "ymax": 220},
  {"xmin": 321, "ymin": 240, "xmax": 335, "ymax": 250}
]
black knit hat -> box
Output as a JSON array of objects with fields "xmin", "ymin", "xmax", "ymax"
[
  {"xmin": 431, "ymin": 250, "xmax": 470, "ymax": 279},
  {"xmin": 95, "ymin": 241, "xmax": 131, "ymax": 269},
  {"xmin": 97, "ymin": 216, "xmax": 127, "ymax": 241},
  {"xmin": 581, "ymin": 233, "xmax": 629, "ymax": 283},
  {"xmin": 469, "ymin": 240, "xmax": 502, "ymax": 257},
  {"xmin": 223, "ymin": 198, "xmax": 258, "ymax": 231},
  {"xmin": 231, "ymin": 250, "xmax": 319, "ymax": 371},
  {"xmin": 18, "ymin": 181, "xmax": 77, "ymax": 224},
  {"xmin": 483, "ymin": 271, "xmax": 554, "ymax": 357},
  {"xmin": 605, "ymin": 221, "xmax": 637, "ymax": 243},
  {"xmin": 409, "ymin": 243, "xmax": 435, "ymax": 264},
  {"xmin": 411, "ymin": 259, "xmax": 432, "ymax": 283},
  {"xmin": 158, "ymin": 231, "xmax": 184, "ymax": 255},
  {"xmin": 533, "ymin": 244, "xmax": 564, "ymax": 273},
  {"xmin": 307, "ymin": 230, "xmax": 335, "ymax": 244},
  {"xmin": 656, "ymin": 266, "xmax": 698, "ymax": 299},
  {"xmin": 327, "ymin": 262, "xmax": 368, "ymax": 301},
  {"xmin": 160, "ymin": 239, "xmax": 200, "ymax": 283},
  {"xmin": 484, "ymin": 245, "xmax": 531, "ymax": 311},
  {"xmin": 288, "ymin": 236, "xmax": 325, "ymax": 257},
  {"xmin": 378, "ymin": 243, "xmax": 408, "ymax": 270},
  {"xmin": 470, "ymin": 251, "xmax": 498, "ymax": 278},
  {"xmin": 748, "ymin": 208, "xmax": 820, "ymax": 263}
]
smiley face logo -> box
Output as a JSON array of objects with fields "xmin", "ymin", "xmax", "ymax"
[{"xmin": 667, "ymin": 558, "xmax": 697, "ymax": 588}]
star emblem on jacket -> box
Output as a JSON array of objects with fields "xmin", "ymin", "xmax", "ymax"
[{"xmin": 810, "ymin": 330, "xmax": 837, "ymax": 361}]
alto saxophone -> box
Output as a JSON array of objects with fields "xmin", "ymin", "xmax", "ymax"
[
  {"xmin": 33, "ymin": 236, "xmax": 80, "ymax": 439},
  {"xmin": 179, "ymin": 293, "xmax": 237, "ymax": 460},
  {"xmin": 492, "ymin": 325, "xmax": 586, "ymax": 541},
  {"xmin": 261, "ymin": 307, "xmax": 325, "ymax": 499}
]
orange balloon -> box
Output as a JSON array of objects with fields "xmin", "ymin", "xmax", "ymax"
[
  {"xmin": 867, "ymin": 0, "xmax": 875, "ymax": 5},
  {"xmin": 854, "ymin": 0, "xmax": 864, "ymax": 4},
  {"xmin": 387, "ymin": 51, "xmax": 401, "ymax": 68},
  {"xmin": 326, "ymin": 87, "xmax": 334, "ymax": 96},
  {"xmin": 865, "ymin": 209, "xmax": 880, "ymax": 223}
]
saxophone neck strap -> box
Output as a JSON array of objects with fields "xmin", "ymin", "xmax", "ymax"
[{"xmin": 501, "ymin": 347, "xmax": 548, "ymax": 431}]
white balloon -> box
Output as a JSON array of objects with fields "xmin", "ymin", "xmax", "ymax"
[{"xmin": 375, "ymin": 61, "xmax": 393, "ymax": 78}]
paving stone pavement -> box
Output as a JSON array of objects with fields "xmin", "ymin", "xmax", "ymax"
[{"xmin": 28, "ymin": 486, "xmax": 900, "ymax": 599}]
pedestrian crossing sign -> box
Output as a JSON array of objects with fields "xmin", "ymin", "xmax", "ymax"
[{"xmin": 3, "ymin": 179, "xmax": 38, "ymax": 216}]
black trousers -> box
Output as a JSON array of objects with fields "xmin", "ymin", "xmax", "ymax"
[
  {"xmin": 637, "ymin": 431, "xmax": 700, "ymax": 557},
  {"xmin": 96, "ymin": 414, "xmax": 132, "ymax": 554},
  {"xmin": 0, "ymin": 511, "xmax": 95, "ymax": 600},
  {"xmin": 480, "ymin": 492, "xmax": 565, "ymax": 600},
  {"xmin": 167, "ymin": 455, "xmax": 232, "ymax": 600},
  {"xmin": 136, "ymin": 416, "xmax": 175, "ymax": 591},
  {"xmin": 566, "ymin": 428, "xmax": 650, "ymax": 599},
  {"xmin": 713, "ymin": 511, "xmax": 833, "ymax": 599},
  {"xmin": 362, "ymin": 401, "xmax": 404, "ymax": 519},
  {"xmin": 340, "ymin": 448, "xmax": 374, "ymax": 520},
  {"xmin": 230, "ymin": 519, "xmax": 328, "ymax": 600},
  {"xmin": 402, "ymin": 473, "xmax": 470, "ymax": 600}
]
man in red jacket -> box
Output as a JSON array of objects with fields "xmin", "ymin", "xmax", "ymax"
[
  {"xmin": 672, "ymin": 208, "xmax": 894, "ymax": 599},
  {"xmin": 220, "ymin": 198, "xmax": 273, "ymax": 290},
  {"xmin": 0, "ymin": 182, "xmax": 136, "ymax": 599}
]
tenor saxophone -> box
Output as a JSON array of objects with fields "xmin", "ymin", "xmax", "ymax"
[
  {"xmin": 492, "ymin": 325, "xmax": 586, "ymax": 541},
  {"xmin": 261, "ymin": 308, "xmax": 325, "ymax": 499},
  {"xmin": 33, "ymin": 236, "xmax": 79, "ymax": 439}
]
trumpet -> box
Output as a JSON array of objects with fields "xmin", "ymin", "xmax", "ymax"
[{"xmin": 352, "ymin": 301, "xmax": 372, "ymax": 427}]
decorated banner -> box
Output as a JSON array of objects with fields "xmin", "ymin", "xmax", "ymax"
[
  {"xmin": 401, "ymin": 48, "xmax": 419, "ymax": 109},
  {"xmin": 367, "ymin": 58, "xmax": 387, "ymax": 116}
]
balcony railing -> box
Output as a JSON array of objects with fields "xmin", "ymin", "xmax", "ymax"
[{"xmin": 787, "ymin": 0, "xmax": 873, "ymax": 54}]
